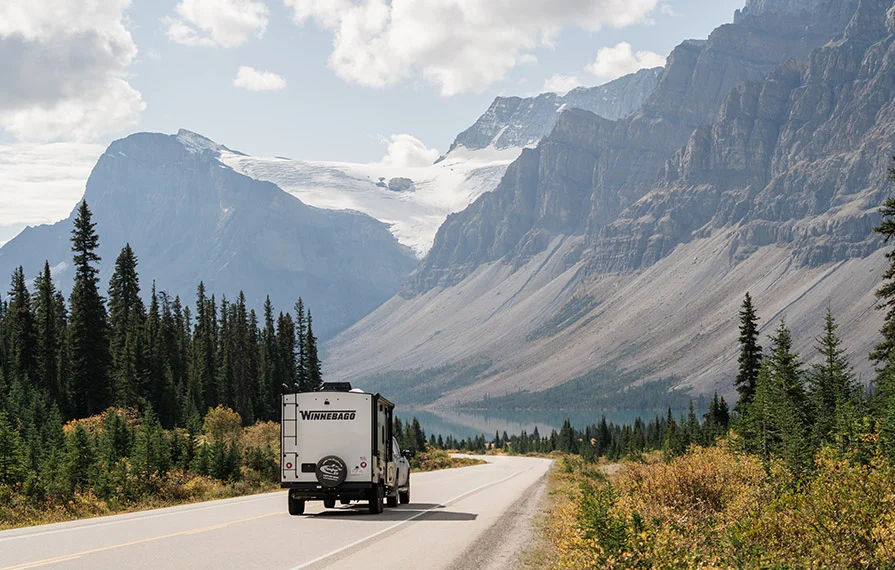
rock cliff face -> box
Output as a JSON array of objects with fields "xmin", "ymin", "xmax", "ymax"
[
  {"xmin": 406, "ymin": 0, "xmax": 860, "ymax": 294},
  {"xmin": 446, "ymin": 67, "xmax": 662, "ymax": 153},
  {"xmin": 328, "ymin": 0, "xmax": 894, "ymax": 406},
  {"xmin": 594, "ymin": 0, "xmax": 893, "ymax": 273},
  {"xmin": 0, "ymin": 130, "xmax": 417, "ymax": 338}
]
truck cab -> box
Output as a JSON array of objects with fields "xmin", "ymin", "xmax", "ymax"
[{"xmin": 280, "ymin": 383, "xmax": 411, "ymax": 514}]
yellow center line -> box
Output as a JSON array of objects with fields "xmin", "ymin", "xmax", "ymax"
[{"xmin": 1, "ymin": 512, "xmax": 279, "ymax": 570}]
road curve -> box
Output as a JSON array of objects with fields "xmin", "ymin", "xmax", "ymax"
[{"xmin": 0, "ymin": 455, "xmax": 552, "ymax": 570}]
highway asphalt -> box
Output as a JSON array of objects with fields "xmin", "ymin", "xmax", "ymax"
[{"xmin": 0, "ymin": 455, "xmax": 553, "ymax": 569}]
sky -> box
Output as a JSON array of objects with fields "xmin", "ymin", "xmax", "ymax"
[{"xmin": 0, "ymin": 0, "xmax": 744, "ymax": 244}]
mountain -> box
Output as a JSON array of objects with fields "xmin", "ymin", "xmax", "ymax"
[
  {"xmin": 325, "ymin": 0, "xmax": 893, "ymax": 407},
  {"xmin": 220, "ymin": 145, "xmax": 520, "ymax": 257},
  {"xmin": 218, "ymin": 71, "xmax": 663, "ymax": 259},
  {"xmin": 0, "ymin": 130, "xmax": 418, "ymax": 339},
  {"xmin": 446, "ymin": 67, "xmax": 663, "ymax": 153}
]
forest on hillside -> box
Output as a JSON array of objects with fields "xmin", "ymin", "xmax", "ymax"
[{"xmin": 0, "ymin": 201, "xmax": 324, "ymax": 526}]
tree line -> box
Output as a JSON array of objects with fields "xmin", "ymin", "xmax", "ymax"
[
  {"xmin": 0, "ymin": 201, "xmax": 323, "ymax": 519},
  {"xmin": 421, "ymin": 395, "xmax": 730, "ymax": 461},
  {"xmin": 0, "ymin": 200, "xmax": 323, "ymax": 430}
]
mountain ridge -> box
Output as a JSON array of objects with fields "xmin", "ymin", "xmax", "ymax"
[
  {"xmin": 0, "ymin": 130, "xmax": 418, "ymax": 339},
  {"xmin": 446, "ymin": 67, "xmax": 663, "ymax": 154},
  {"xmin": 326, "ymin": 0, "xmax": 892, "ymax": 406}
]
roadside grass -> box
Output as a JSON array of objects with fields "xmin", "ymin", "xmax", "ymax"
[
  {"xmin": 537, "ymin": 443, "xmax": 895, "ymax": 568},
  {"xmin": 0, "ymin": 474, "xmax": 279, "ymax": 531},
  {"xmin": 517, "ymin": 461, "xmax": 561, "ymax": 569}
]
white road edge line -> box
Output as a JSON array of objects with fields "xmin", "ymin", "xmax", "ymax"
[
  {"xmin": 288, "ymin": 465, "xmax": 532, "ymax": 570},
  {"xmin": 0, "ymin": 493, "xmax": 279, "ymax": 543}
]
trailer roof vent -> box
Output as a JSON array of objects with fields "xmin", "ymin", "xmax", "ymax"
[{"xmin": 319, "ymin": 382, "xmax": 353, "ymax": 392}]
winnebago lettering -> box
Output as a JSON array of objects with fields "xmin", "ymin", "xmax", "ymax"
[{"xmin": 300, "ymin": 410, "xmax": 357, "ymax": 420}]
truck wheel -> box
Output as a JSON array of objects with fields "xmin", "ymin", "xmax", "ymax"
[
  {"xmin": 387, "ymin": 491, "xmax": 398, "ymax": 508},
  {"xmin": 399, "ymin": 481, "xmax": 410, "ymax": 504},
  {"xmin": 288, "ymin": 494, "xmax": 305, "ymax": 516},
  {"xmin": 323, "ymin": 498, "xmax": 335, "ymax": 509},
  {"xmin": 368, "ymin": 485, "xmax": 384, "ymax": 514}
]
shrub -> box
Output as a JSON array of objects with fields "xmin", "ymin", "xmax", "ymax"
[{"xmin": 202, "ymin": 406, "xmax": 242, "ymax": 444}]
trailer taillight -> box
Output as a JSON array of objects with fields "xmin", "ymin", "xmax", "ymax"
[{"xmin": 286, "ymin": 462, "xmax": 293, "ymax": 469}]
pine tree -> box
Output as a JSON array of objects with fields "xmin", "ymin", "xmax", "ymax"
[
  {"xmin": 192, "ymin": 285, "xmax": 217, "ymax": 410},
  {"xmin": 7, "ymin": 266, "xmax": 37, "ymax": 383},
  {"xmin": 767, "ymin": 319, "xmax": 807, "ymax": 416},
  {"xmin": 873, "ymin": 159, "xmax": 895, "ymax": 449},
  {"xmin": 735, "ymin": 293, "xmax": 762, "ymax": 411},
  {"xmin": 64, "ymin": 424, "xmax": 95, "ymax": 493},
  {"xmin": 257, "ymin": 297, "xmax": 277, "ymax": 420},
  {"xmin": 0, "ymin": 294, "xmax": 8, "ymax": 383},
  {"xmin": 807, "ymin": 308, "xmax": 858, "ymax": 447},
  {"xmin": 747, "ymin": 320, "xmax": 811, "ymax": 474},
  {"xmin": 304, "ymin": 310, "xmax": 322, "ymax": 389},
  {"xmin": 33, "ymin": 262, "xmax": 62, "ymax": 404},
  {"xmin": 216, "ymin": 297, "xmax": 233, "ymax": 409},
  {"xmin": 154, "ymin": 291, "xmax": 180, "ymax": 428},
  {"xmin": 276, "ymin": 312, "xmax": 296, "ymax": 393},
  {"xmin": 108, "ymin": 244, "xmax": 146, "ymax": 407},
  {"xmin": 132, "ymin": 408, "xmax": 170, "ymax": 478},
  {"xmin": 53, "ymin": 291, "xmax": 70, "ymax": 414},
  {"xmin": 68, "ymin": 201, "xmax": 111, "ymax": 417},
  {"xmin": 231, "ymin": 293, "xmax": 254, "ymax": 424},
  {"xmin": 0, "ymin": 412, "xmax": 28, "ymax": 486},
  {"xmin": 294, "ymin": 299, "xmax": 307, "ymax": 388},
  {"xmin": 558, "ymin": 419, "xmax": 576, "ymax": 453},
  {"xmin": 410, "ymin": 417, "xmax": 426, "ymax": 452},
  {"xmin": 98, "ymin": 410, "xmax": 132, "ymax": 466}
]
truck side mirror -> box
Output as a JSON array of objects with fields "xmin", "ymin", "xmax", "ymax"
[{"xmin": 401, "ymin": 449, "xmax": 414, "ymax": 458}]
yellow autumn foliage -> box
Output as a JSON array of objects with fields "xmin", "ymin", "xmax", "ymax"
[{"xmin": 542, "ymin": 444, "xmax": 895, "ymax": 569}]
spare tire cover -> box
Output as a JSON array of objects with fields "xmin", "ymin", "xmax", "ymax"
[{"xmin": 316, "ymin": 456, "xmax": 348, "ymax": 487}]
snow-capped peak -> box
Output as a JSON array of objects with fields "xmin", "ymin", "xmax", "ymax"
[{"xmin": 176, "ymin": 129, "xmax": 227, "ymax": 155}]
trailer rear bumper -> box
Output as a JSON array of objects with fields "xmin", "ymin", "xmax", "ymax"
[{"xmin": 282, "ymin": 481, "xmax": 378, "ymax": 501}]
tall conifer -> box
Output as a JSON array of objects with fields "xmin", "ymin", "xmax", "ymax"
[
  {"xmin": 108, "ymin": 244, "xmax": 145, "ymax": 406},
  {"xmin": 735, "ymin": 292, "xmax": 762, "ymax": 410},
  {"xmin": 294, "ymin": 298, "xmax": 307, "ymax": 388},
  {"xmin": 7, "ymin": 266, "xmax": 37, "ymax": 383},
  {"xmin": 304, "ymin": 310, "xmax": 321, "ymax": 390},
  {"xmin": 68, "ymin": 201, "xmax": 110, "ymax": 417},
  {"xmin": 34, "ymin": 262, "xmax": 61, "ymax": 403},
  {"xmin": 872, "ymin": 159, "xmax": 895, "ymax": 433},
  {"xmin": 807, "ymin": 308, "xmax": 858, "ymax": 447}
]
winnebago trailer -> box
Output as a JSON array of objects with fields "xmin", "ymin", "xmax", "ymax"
[{"xmin": 280, "ymin": 383, "xmax": 411, "ymax": 515}]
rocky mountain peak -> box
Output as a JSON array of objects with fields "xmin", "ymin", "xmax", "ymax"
[
  {"xmin": 174, "ymin": 129, "xmax": 228, "ymax": 155},
  {"xmin": 445, "ymin": 67, "xmax": 661, "ymax": 154},
  {"xmin": 740, "ymin": 0, "xmax": 839, "ymax": 17}
]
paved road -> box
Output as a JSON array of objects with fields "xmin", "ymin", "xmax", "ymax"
[{"xmin": 0, "ymin": 456, "xmax": 552, "ymax": 570}]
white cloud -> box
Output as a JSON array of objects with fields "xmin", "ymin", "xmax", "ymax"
[
  {"xmin": 0, "ymin": 0, "xmax": 144, "ymax": 142},
  {"xmin": 543, "ymin": 74, "xmax": 582, "ymax": 95},
  {"xmin": 378, "ymin": 134, "xmax": 439, "ymax": 168},
  {"xmin": 166, "ymin": 0, "xmax": 269, "ymax": 48},
  {"xmin": 234, "ymin": 66, "xmax": 287, "ymax": 91},
  {"xmin": 284, "ymin": 0, "xmax": 659, "ymax": 96},
  {"xmin": 0, "ymin": 142, "xmax": 103, "ymax": 230},
  {"xmin": 585, "ymin": 41, "xmax": 666, "ymax": 81}
]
